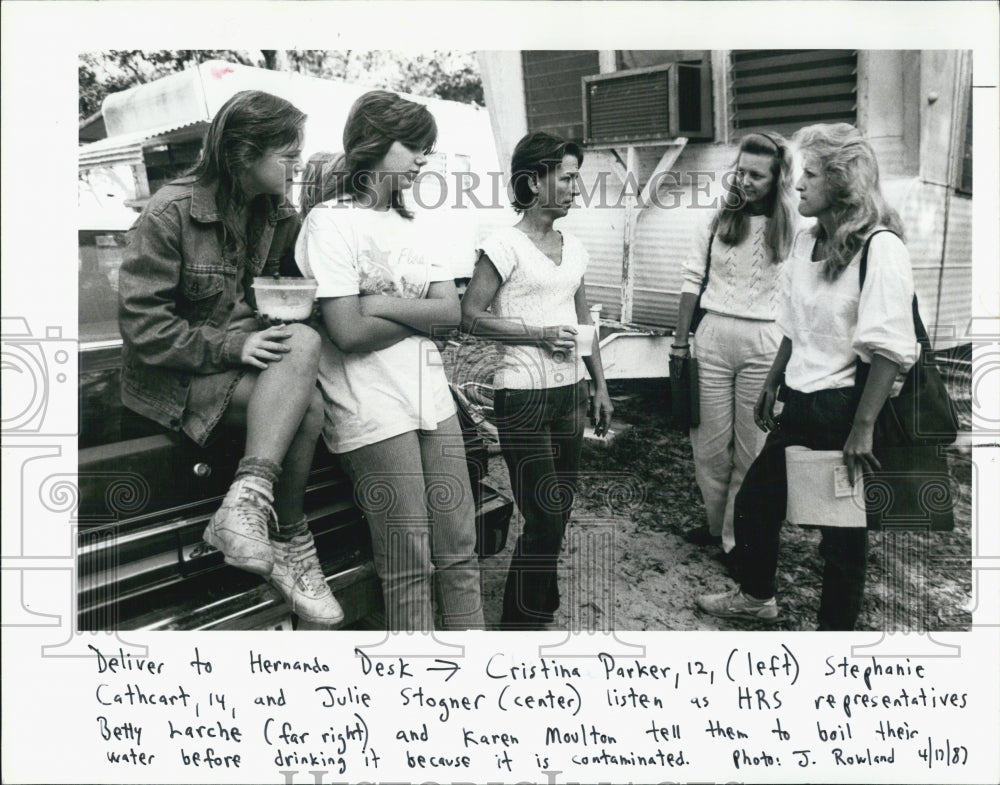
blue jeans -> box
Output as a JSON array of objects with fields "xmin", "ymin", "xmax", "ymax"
[
  {"xmin": 495, "ymin": 381, "xmax": 589, "ymax": 629},
  {"xmin": 734, "ymin": 387, "xmax": 869, "ymax": 630},
  {"xmin": 340, "ymin": 414, "xmax": 484, "ymax": 631}
]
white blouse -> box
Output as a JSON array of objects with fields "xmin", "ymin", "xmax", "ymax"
[
  {"xmin": 777, "ymin": 229, "xmax": 920, "ymax": 394},
  {"xmin": 477, "ymin": 226, "xmax": 588, "ymax": 390}
]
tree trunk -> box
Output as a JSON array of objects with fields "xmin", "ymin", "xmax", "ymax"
[{"xmin": 261, "ymin": 50, "xmax": 289, "ymax": 71}]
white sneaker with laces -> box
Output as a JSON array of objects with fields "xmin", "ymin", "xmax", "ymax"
[
  {"xmin": 203, "ymin": 476, "xmax": 276, "ymax": 576},
  {"xmin": 697, "ymin": 585, "xmax": 779, "ymax": 622},
  {"xmin": 268, "ymin": 532, "xmax": 344, "ymax": 626}
]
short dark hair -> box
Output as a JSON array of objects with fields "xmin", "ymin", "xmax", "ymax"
[{"xmin": 509, "ymin": 131, "xmax": 583, "ymax": 213}]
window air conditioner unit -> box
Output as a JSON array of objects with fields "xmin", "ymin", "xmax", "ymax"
[{"xmin": 582, "ymin": 61, "xmax": 713, "ymax": 146}]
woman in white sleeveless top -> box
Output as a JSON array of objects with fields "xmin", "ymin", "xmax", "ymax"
[{"xmin": 461, "ymin": 131, "xmax": 613, "ymax": 630}]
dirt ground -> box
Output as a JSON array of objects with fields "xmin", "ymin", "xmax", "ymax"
[{"xmin": 474, "ymin": 378, "xmax": 973, "ymax": 633}]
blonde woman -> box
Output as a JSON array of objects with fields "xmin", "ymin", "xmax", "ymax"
[{"xmin": 671, "ymin": 133, "xmax": 799, "ymax": 575}]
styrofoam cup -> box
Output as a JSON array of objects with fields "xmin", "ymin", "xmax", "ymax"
[{"xmin": 574, "ymin": 324, "xmax": 596, "ymax": 357}]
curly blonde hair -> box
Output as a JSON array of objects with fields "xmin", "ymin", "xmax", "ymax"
[{"xmin": 793, "ymin": 123, "xmax": 905, "ymax": 281}]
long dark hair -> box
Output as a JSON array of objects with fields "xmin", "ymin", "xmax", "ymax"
[
  {"xmin": 793, "ymin": 123, "xmax": 905, "ymax": 281},
  {"xmin": 712, "ymin": 132, "xmax": 797, "ymax": 264},
  {"xmin": 188, "ymin": 90, "xmax": 306, "ymax": 259},
  {"xmin": 302, "ymin": 90, "xmax": 437, "ymax": 220},
  {"xmin": 298, "ymin": 150, "xmax": 346, "ymax": 219}
]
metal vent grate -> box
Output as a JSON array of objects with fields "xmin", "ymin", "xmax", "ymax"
[
  {"xmin": 583, "ymin": 61, "xmax": 712, "ymax": 145},
  {"xmin": 731, "ymin": 50, "xmax": 857, "ymax": 134},
  {"xmin": 587, "ymin": 69, "xmax": 671, "ymax": 144},
  {"xmin": 522, "ymin": 50, "xmax": 600, "ymax": 141}
]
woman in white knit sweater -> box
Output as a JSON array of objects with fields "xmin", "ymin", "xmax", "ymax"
[{"xmin": 670, "ymin": 133, "xmax": 799, "ymax": 571}]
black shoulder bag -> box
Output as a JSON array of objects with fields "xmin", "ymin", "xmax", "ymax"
[
  {"xmin": 855, "ymin": 230, "xmax": 958, "ymax": 531},
  {"xmin": 690, "ymin": 232, "xmax": 714, "ymax": 334}
]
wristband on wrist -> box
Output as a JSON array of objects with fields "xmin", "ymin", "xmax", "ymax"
[{"xmin": 671, "ymin": 344, "xmax": 690, "ymax": 350}]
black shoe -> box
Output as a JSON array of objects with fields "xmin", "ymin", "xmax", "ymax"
[{"xmin": 685, "ymin": 524, "xmax": 722, "ymax": 546}]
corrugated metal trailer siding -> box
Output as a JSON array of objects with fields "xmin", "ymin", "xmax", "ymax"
[
  {"xmin": 935, "ymin": 198, "xmax": 972, "ymax": 347},
  {"xmin": 885, "ymin": 180, "xmax": 972, "ymax": 347},
  {"xmin": 557, "ymin": 144, "xmax": 740, "ymax": 327},
  {"xmin": 632, "ymin": 144, "xmax": 737, "ymax": 327},
  {"xmin": 559, "ymin": 161, "xmax": 627, "ymax": 321}
]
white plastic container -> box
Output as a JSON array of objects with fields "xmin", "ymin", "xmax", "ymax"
[
  {"xmin": 252, "ymin": 277, "xmax": 318, "ymax": 323},
  {"xmin": 785, "ymin": 446, "xmax": 867, "ymax": 528},
  {"xmin": 574, "ymin": 324, "xmax": 597, "ymax": 357}
]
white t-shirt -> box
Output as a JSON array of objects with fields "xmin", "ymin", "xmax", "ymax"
[
  {"xmin": 295, "ymin": 199, "xmax": 456, "ymax": 454},
  {"xmin": 777, "ymin": 229, "xmax": 920, "ymax": 394},
  {"xmin": 477, "ymin": 226, "xmax": 588, "ymax": 390}
]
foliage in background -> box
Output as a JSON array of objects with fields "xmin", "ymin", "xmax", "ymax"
[{"xmin": 79, "ymin": 49, "xmax": 484, "ymax": 121}]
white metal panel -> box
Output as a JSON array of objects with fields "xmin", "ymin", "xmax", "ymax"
[
  {"xmin": 559, "ymin": 143, "xmax": 740, "ymax": 328},
  {"xmin": 555, "ymin": 150, "xmax": 628, "ymax": 320},
  {"xmin": 933, "ymin": 196, "xmax": 973, "ymax": 346},
  {"xmin": 633, "ymin": 143, "xmax": 736, "ymax": 327},
  {"xmin": 102, "ymin": 66, "xmax": 211, "ymax": 137},
  {"xmin": 78, "ymin": 139, "xmax": 144, "ymax": 170},
  {"xmin": 586, "ymin": 333, "xmax": 673, "ymax": 379},
  {"xmin": 884, "ymin": 179, "xmax": 972, "ymax": 349}
]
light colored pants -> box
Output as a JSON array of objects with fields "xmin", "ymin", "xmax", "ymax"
[
  {"xmin": 691, "ymin": 313, "xmax": 781, "ymax": 553},
  {"xmin": 340, "ymin": 414, "xmax": 484, "ymax": 631}
]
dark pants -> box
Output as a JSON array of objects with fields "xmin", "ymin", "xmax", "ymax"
[
  {"xmin": 494, "ymin": 381, "xmax": 588, "ymax": 630},
  {"xmin": 734, "ymin": 386, "xmax": 869, "ymax": 631}
]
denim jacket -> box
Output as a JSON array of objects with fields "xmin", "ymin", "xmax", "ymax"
[{"xmin": 118, "ymin": 177, "xmax": 300, "ymax": 430}]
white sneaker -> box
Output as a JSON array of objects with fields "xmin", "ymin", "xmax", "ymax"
[
  {"xmin": 203, "ymin": 477, "xmax": 276, "ymax": 576},
  {"xmin": 697, "ymin": 586, "xmax": 779, "ymax": 622},
  {"xmin": 268, "ymin": 533, "xmax": 344, "ymax": 626}
]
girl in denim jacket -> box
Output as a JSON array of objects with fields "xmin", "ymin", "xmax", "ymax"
[{"xmin": 118, "ymin": 90, "xmax": 342, "ymax": 628}]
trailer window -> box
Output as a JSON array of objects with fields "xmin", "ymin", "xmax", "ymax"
[
  {"xmin": 145, "ymin": 140, "xmax": 202, "ymax": 195},
  {"xmin": 79, "ymin": 230, "xmax": 126, "ymax": 344}
]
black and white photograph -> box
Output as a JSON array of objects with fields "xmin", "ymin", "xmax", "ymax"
[
  {"xmin": 2, "ymin": 2, "xmax": 998, "ymax": 783},
  {"xmin": 75, "ymin": 46, "xmax": 974, "ymax": 633}
]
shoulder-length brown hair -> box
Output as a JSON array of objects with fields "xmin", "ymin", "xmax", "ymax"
[
  {"xmin": 188, "ymin": 90, "xmax": 306, "ymax": 259},
  {"xmin": 300, "ymin": 90, "xmax": 437, "ymax": 220}
]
